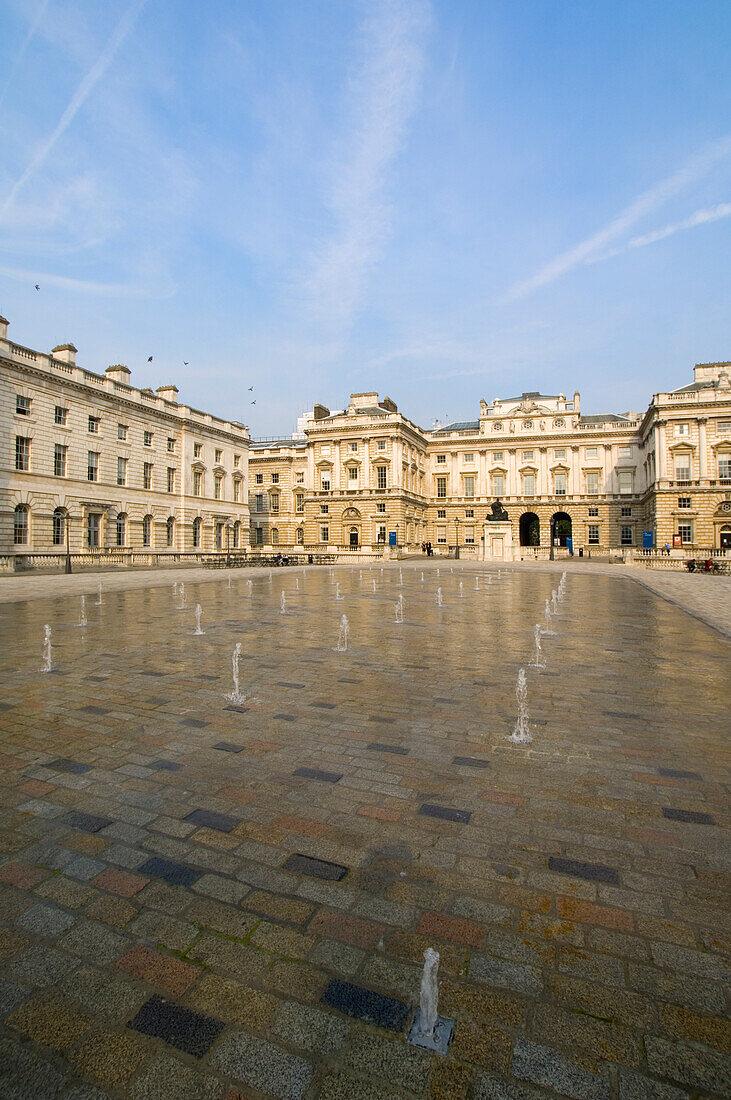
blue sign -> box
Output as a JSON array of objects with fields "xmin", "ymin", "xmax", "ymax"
[
  {"xmin": 643, "ymin": 530, "xmax": 654, "ymax": 549},
  {"xmin": 388, "ymin": 531, "xmax": 397, "ymax": 547},
  {"xmin": 566, "ymin": 536, "xmax": 573, "ymax": 555}
]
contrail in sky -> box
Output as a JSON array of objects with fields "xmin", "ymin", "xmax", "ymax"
[
  {"xmin": 0, "ymin": 0, "xmax": 148, "ymax": 219},
  {"xmin": 0, "ymin": 0, "xmax": 51, "ymax": 113},
  {"xmin": 590, "ymin": 202, "xmax": 731, "ymax": 262}
]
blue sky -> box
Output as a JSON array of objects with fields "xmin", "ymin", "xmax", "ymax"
[{"xmin": 1, "ymin": 0, "xmax": 729, "ymax": 434}]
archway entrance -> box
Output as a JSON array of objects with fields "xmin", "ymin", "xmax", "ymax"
[
  {"xmin": 720, "ymin": 525, "xmax": 731, "ymax": 550},
  {"xmin": 519, "ymin": 512, "xmax": 540, "ymax": 547},
  {"xmin": 551, "ymin": 511, "xmax": 572, "ymax": 547}
]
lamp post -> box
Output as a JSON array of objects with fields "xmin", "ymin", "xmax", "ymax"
[
  {"xmin": 549, "ymin": 515, "xmax": 555, "ymax": 562},
  {"xmin": 454, "ymin": 516, "xmax": 460, "ymax": 560},
  {"xmin": 64, "ymin": 511, "xmax": 72, "ymax": 574}
]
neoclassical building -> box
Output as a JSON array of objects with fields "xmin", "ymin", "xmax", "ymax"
[{"xmin": 2, "ymin": 314, "xmax": 730, "ymax": 560}]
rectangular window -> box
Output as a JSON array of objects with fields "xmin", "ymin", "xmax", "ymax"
[
  {"xmin": 437, "ymin": 508, "xmax": 446, "ymax": 518},
  {"xmin": 87, "ymin": 513, "xmax": 100, "ymax": 548},
  {"xmin": 87, "ymin": 451, "xmax": 99, "ymax": 481},
  {"xmin": 492, "ymin": 452, "xmax": 504, "ymax": 462},
  {"xmin": 16, "ymin": 395, "xmax": 31, "ymax": 416},
  {"xmin": 677, "ymin": 496, "xmax": 691, "ymax": 509},
  {"xmin": 255, "ymin": 472, "xmax": 263, "ymax": 484},
  {"xmin": 255, "ymin": 492, "xmax": 263, "ymax": 512},
  {"xmin": 321, "ymin": 475, "xmax": 331, "ymax": 491},
  {"xmin": 674, "ymin": 460, "xmax": 691, "ymax": 482},
  {"xmin": 54, "ymin": 444, "xmax": 67, "ymax": 477},
  {"xmin": 193, "ymin": 471, "xmax": 202, "ymax": 496},
  {"xmin": 463, "ymin": 453, "xmax": 474, "ymax": 463},
  {"xmin": 523, "ymin": 473, "xmax": 535, "ymax": 496},
  {"xmin": 621, "ymin": 525, "xmax": 633, "ymax": 545},
  {"xmin": 465, "ymin": 508, "xmax": 474, "ymax": 518},
  {"xmin": 585, "ymin": 447, "xmax": 597, "ymax": 458},
  {"xmin": 618, "ymin": 470, "xmax": 634, "ymax": 494},
  {"xmin": 437, "ymin": 526, "xmax": 447, "ymax": 544},
  {"xmin": 320, "ymin": 504, "xmax": 329, "ymax": 514},
  {"xmin": 377, "ymin": 440, "xmax": 386, "ymax": 451},
  {"xmin": 618, "ymin": 445, "xmax": 632, "ymax": 458},
  {"xmin": 719, "ymin": 458, "xmax": 731, "ymax": 480},
  {"xmin": 144, "ymin": 431, "xmax": 153, "ymax": 447},
  {"xmin": 167, "ymin": 467, "xmax": 175, "ymax": 493},
  {"xmin": 678, "ymin": 523, "xmax": 692, "ymax": 544},
  {"xmin": 621, "ymin": 505, "xmax": 632, "ymax": 516},
  {"xmin": 271, "ymin": 493, "xmax": 279, "ymax": 512},
  {"xmin": 214, "ymin": 475, "xmax": 222, "ymax": 500},
  {"xmin": 493, "ymin": 474, "xmax": 505, "ymax": 496},
  {"xmin": 349, "ymin": 442, "xmax": 358, "ymax": 452},
  {"xmin": 55, "ymin": 406, "xmax": 68, "ymax": 425},
  {"xmin": 554, "ymin": 448, "xmax": 565, "ymax": 458},
  {"xmin": 118, "ymin": 423, "xmax": 127, "ymax": 440},
  {"xmin": 717, "ymin": 420, "xmax": 731, "ymax": 432},
  {"xmin": 522, "ymin": 450, "xmax": 533, "ymax": 460},
  {"xmin": 586, "ymin": 472, "xmax": 599, "ymax": 495},
  {"xmin": 321, "ymin": 525, "xmax": 329, "ymax": 542},
  {"xmin": 115, "ymin": 457, "xmax": 126, "ymax": 486},
  {"xmin": 465, "ymin": 527, "xmax": 475, "ymax": 544},
  {"xmin": 436, "ymin": 476, "xmax": 447, "ymax": 498},
  {"xmin": 215, "ymin": 448, "xmax": 222, "ymax": 463},
  {"xmin": 436, "ymin": 454, "xmax": 446, "ymax": 463},
  {"xmin": 464, "ymin": 475, "xmax": 475, "ymax": 497},
  {"xmin": 588, "ymin": 524, "xmax": 599, "ymax": 544},
  {"xmin": 295, "ymin": 493, "xmax": 304, "ymax": 512},
  {"xmin": 233, "ymin": 453, "xmax": 240, "ymax": 467},
  {"xmin": 167, "ymin": 438, "xmax": 176, "ymax": 452},
  {"xmin": 348, "ymin": 467, "xmax": 358, "ymax": 481},
  {"xmin": 377, "ymin": 524, "xmax": 386, "ymax": 542},
  {"xmin": 15, "ymin": 436, "xmax": 31, "ymax": 471},
  {"xmin": 376, "ymin": 466, "xmax": 387, "ymax": 489},
  {"xmin": 554, "ymin": 472, "xmax": 567, "ymax": 495},
  {"xmin": 88, "ymin": 415, "xmax": 100, "ymax": 433},
  {"xmin": 376, "ymin": 502, "xmax": 386, "ymax": 512},
  {"xmin": 143, "ymin": 462, "xmax": 153, "ymax": 490},
  {"xmin": 296, "ymin": 471, "xmax": 304, "ymax": 481},
  {"xmin": 588, "ymin": 506, "xmax": 598, "ymax": 516},
  {"xmin": 676, "ymin": 424, "xmax": 689, "ymax": 436},
  {"xmin": 194, "ymin": 442, "xmax": 202, "ymax": 457},
  {"xmin": 233, "ymin": 480, "xmax": 241, "ymax": 502}
]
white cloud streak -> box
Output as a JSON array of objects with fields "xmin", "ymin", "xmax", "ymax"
[
  {"xmin": 0, "ymin": 0, "xmax": 51, "ymax": 112},
  {"xmin": 303, "ymin": 0, "xmax": 430, "ymax": 330},
  {"xmin": 503, "ymin": 135, "xmax": 731, "ymax": 301},
  {"xmin": 590, "ymin": 202, "xmax": 731, "ymax": 262},
  {"xmin": 0, "ymin": 0, "xmax": 148, "ymax": 219}
]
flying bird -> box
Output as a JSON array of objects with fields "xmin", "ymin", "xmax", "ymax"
[
  {"xmin": 183, "ymin": 361, "xmax": 189, "ymax": 365},
  {"xmin": 147, "ymin": 356, "xmax": 153, "ymax": 362},
  {"xmin": 34, "ymin": 284, "xmax": 39, "ymax": 290},
  {"xmin": 251, "ymin": 400, "xmax": 256, "ymax": 405},
  {"xmin": 248, "ymin": 386, "xmax": 253, "ymax": 391}
]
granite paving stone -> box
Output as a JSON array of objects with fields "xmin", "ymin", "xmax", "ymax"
[
  {"xmin": 138, "ymin": 856, "xmax": 201, "ymax": 886},
  {"xmin": 284, "ymin": 852, "xmax": 349, "ymax": 880},
  {"xmin": 209, "ymin": 1029, "xmax": 315, "ymax": 1099},
  {"xmin": 321, "ymin": 978, "xmax": 410, "ymax": 1031},
  {"xmin": 127, "ymin": 994, "xmax": 225, "ymax": 1057},
  {"xmin": 0, "ymin": 1035, "xmax": 67, "ymax": 1100}
]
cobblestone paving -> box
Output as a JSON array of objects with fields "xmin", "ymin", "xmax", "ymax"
[{"xmin": 0, "ymin": 562, "xmax": 728, "ymax": 1099}]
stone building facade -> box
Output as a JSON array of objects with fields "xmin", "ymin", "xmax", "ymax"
[
  {"xmin": 2, "ymin": 313, "xmax": 730, "ymax": 559},
  {"xmin": 1, "ymin": 317, "xmax": 250, "ymax": 557}
]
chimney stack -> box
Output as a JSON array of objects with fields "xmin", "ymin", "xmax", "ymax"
[
  {"xmin": 0, "ymin": 316, "xmax": 8, "ymax": 340},
  {"xmin": 106, "ymin": 364, "xmax": 131, "ymax": 384},
  {"xmin": 156, "ymin": 384, "xmax": 179, "ymax": 403},
  {"xmin": 51, "ymin": 343, "xmax": 77, "ymax": 366}
]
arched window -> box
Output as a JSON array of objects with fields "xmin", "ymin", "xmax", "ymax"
[
  {"xmin": 52, "ymin": 508, "xmax": 67, "ymax": 546},
  {"xmin": 116, "ymin": 513, "xmax": 127, "ymax": 547},
  {"xmin": 14, "ymin": 505, "xmax": 29, "ymax": 545},
  {"xmin": 232, "ymin": 521, "xmax": 240, "ymax": 549},
  {"xmin": 192, "ymin": 517, "xmax": 202, "ymax": 548},
  {"xmin": 142, "ymin": 515, "xmax": 153, "ymax": 547},
  {"xmin": 271, "ymin": 527, "xmax": 279, "ymax": 546},
  {"xmin": 296, "ymin": 527, "xmax": 304, "ymax": 544},
  {"xmin": 166, "ymin": 517, "xmax": 175, "ymax": 547}
]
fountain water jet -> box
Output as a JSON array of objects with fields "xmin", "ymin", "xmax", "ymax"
[
  {"xmin": 551, "ymin": 589, "xmax": 559, "ymax": 614},
  {"xmin": 509, "ymin": 669, "xmax": 532, "ymax": 744},
  {"xmin": 372, "ymin": 579, "xmax": 376, "ymax": 593},
  {"xmin": 543, "ymin": 599, "xmax": 556, "ymax": 636},
  {"xmin": 226, "ymin": 643, "xmax": 246, "ymax": 703},
  {"xmin": 280, "ymin": 591, "xmax": 287, "ymax": 615},
  {"xmin": 475, "ymin": 576, "xmax": 479, "ymax": 590},
  {"xmin": 333, "ymin": 614, "xmax": 349, "ymax": 652},
  {"xmin": 407, "ymin": 948, "xmax": 454, "ymax": 1053},
  {"xmin": 459, "ymin": 581, "xmax": 463, "ymax": 598},
  {"xmin": 192, "ymin": 604, "xmax": 204, "ymax": 635},
  {"xmin": 436, "ymin": 587, "xmax": 443, "ymax": 607},
  {"xmin": 79, "ymin": 595, "xmax": 87, "ymax": 627},
  {"xmin": 398, "ymin": 568, "xmax": 403, "ymax": 586},
  {"xmin": 335, "ymin": 582, "xmax": 343, "ymax": 601},
  {"xmin": 95, "ymin": 581, "xmax": 103, "ymax": 606},
  {"xmin": 177, "ymin": 582, "xmax": 187, "ymax": 609},
  {"xmin": 530, "ymin": 623, "xmax": 545, "ymax": 669},
  {"xmin": 42, "ymin": 625, "xmax": 52, "ymax": 672},
  {"xmin": 394, "ymin": 594, "xmax": 404, "ymax": 623}
]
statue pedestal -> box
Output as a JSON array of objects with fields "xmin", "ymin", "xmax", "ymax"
[{"xmin": 482, "ymin": 522, "xmax": 515, "ymax": 562}]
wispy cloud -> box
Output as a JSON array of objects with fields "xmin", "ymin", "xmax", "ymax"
[
  {"xmin": 502, "ymin": 135, "xmax": 731, "ymax": 301},
  {"xmin": 303, "ymin": 0, "xmax": 430, "ymax": 330},
  {"xmin": 0, "ymin": 0, "xmax": 148, "ymax": 219},
  {"xmin": 590, "ymin": 202, "xmax": 731, "ymax": 263},
  {"xmin": 0, "ymin": 0, "xmax": 51, "ymax": 113}
]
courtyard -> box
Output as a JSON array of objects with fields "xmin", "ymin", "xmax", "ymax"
[{"xmin": 0, "ymin": 561, "xmax": 728, "ymax": 1100}]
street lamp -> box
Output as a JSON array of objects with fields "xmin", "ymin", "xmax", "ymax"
[
  {"xmin": 454, "ymin": 516, "xmax": 460, "ymax": 560},
  {"xmin": 64, "ymin": 511, "xmax": 72, "ymax": 574},
  {"xmin": 549, "ymin": 515, "xmax": 555, "ymax": 561}
]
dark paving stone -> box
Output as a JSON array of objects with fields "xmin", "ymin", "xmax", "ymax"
[
  {"xmin": 148, "ymin": 760, "xmax": 182, "ymax": 772},
  {"xmin": 452, "ymin": 756, "xmax": 490, "ymax": 768},
  {"xmin": 321, "ymin": 979, "xmax": 410, "ymax": 1032},
  {"xmin": 85, "ymin": 676, "xmax": 108, "ymax": 683},
  {"xmin": 213, "ymin": 741, "xmax": 246, "ymax": 753},
  {"xmin": 146, "ymin": 697, "xmax": 170, "ymax": 705},
  {"xmin": 128, "ymin": 994, "xmax": 224, "ymax": 1057},
  {"xmin": 658, "ymin": 767, "xmax": 703, "ymax": 780},
  {"xmin": 196, "ymin": 674, "xmax": 218, "ymax": 681},
  {"xmin": 224, "ymin": 705, "xmax": 248, "ymax": 713},
  {"xmin": 276, "ymin": 681, "xmax": 305, "ymax": 688},
  {"xmin": 662, "ymin": 807, "xmax": 715, "ymax": 825},
  {"xmin": 180, "ymin": 718, "xmax": 208, "ymax": 729},
  {"xmin": 369, "ymin": 716, "xmax": 394, "ymax": 726},
  {"xmin": 141, "ymin": 670, "xmax": 167, "ymax": 677},
  {"xmin": 284, "ymin": 853, "xmax": 348, "ymax": 881},
  {"xmin": 294, "ymin": 767, "xmax": 342, "ymax": 784},
  {"xmin": 548, "ymin": 856, "xmax": 619, "ymax": 885},
  {"xmin": 603, "ymin": 710, "xmax": 642, "ymax": 719},
  {"xmin": 434, "ymin": 697, "xmax": 458, "ymax": 704},
  {"xmin": 0, "ymin": 702, "xmax": 15, "ymax": 710},
  {"xmin": 185, "ymin": 808, "xmax": 240, "ymax": 833},
  {"xmin": 138, "ymin": 856, "xmax": 201, "ymax": 886},
  {"xmin": 310, "ymin": 702, "xmax": 336, "ymax": 709},
  {"xmin": 338, "ymin": 677, "xmax": 361, "ymax": 684},
  {"xmin": 419, "ymin": 803, "xmax": 471, "ymax": 824},
  {"xmin": 46, "ymin": 758, "xmax": 91, "ymax": 775},
  {"xmin": 64, "ymin": 810, "xmax": 113, "ymax": 834},
  {"xmin": 80, "ymin": 705, "xmax": 110, "ymax": 715},
  {"xmin": 367, "ymin": 743, "xmax": 408, "ymax": 756},
  {"xmin": 274, "ymin": 714, "xmax": 296, "ymax": 722}
]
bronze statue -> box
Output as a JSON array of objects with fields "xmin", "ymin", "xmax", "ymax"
[{"xmin": 487, "ymin": 499, "xmax": 509, "ymax": 521}]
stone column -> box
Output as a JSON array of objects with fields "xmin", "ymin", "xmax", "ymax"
[
  {"xmin": 655, "ymin": 421, "xmax": 667, "ymax": 480},
  {"xmin": 538, "ymin": 448, "xmax": 548, "ymax": 496},
  {"xmin": 698, "ymin": 419, "xmax": 708, "ymax": 479}
]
